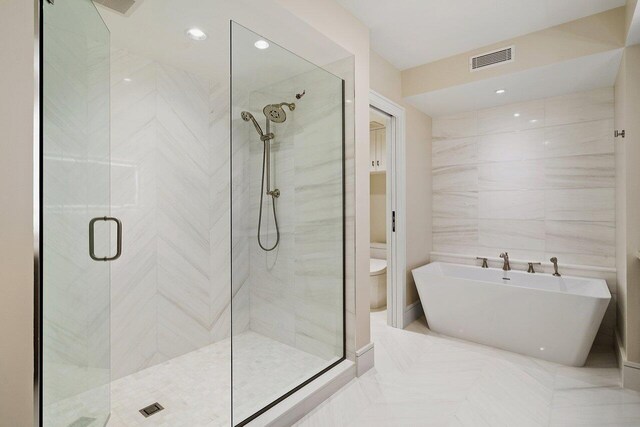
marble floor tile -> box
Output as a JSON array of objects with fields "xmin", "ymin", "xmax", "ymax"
[
  {"xmin": 106, "ymin": 331, "xmax": 333, "ymax": 427},
  {"xmin": 294, "ymin": 311, "xmax": 640, "ymax": 427}
]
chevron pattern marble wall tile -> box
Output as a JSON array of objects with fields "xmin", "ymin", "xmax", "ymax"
[{"xmin": 110, "ymin": 48, "xmax": 238, "ymax": 379}]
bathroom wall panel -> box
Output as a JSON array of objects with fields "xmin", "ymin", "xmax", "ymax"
[
  {"xmin": 478, "ymin": 219, "xmax": 546, "ymax": 251},
  {"xmin": 544, "ymin": 154, "xmax": 616, "ymax": 189},
  {"xmin": 545, "ymin": 87, "xmax": 614, "ymax": 126},
  {"xmin": 110, "ymin": 48, "xmax": 237, "ymax": 379},
  {"xmin": 433, "ymin": 192, "xmax": 478, "ymax": 219},
  {"xmin": 432, "ymin": 87, "xmax": 616, "ymax": 269},
  {"xmin": 431, "ymin": 136, "xmax": 477, "ymax": 167},
  {"xmin": 545, "ymin": 188, "xmax": 616, "ymax": 222},
  {"xmin": 432, "ymin": 165, "xmax": 479, "ymax": 192},
  {"xmin": 478, "ymin": 160, "xmax": 545, "ymax": 191},
  {"xmin": 544, "ymin": 119, "xmax": 614, "ymax": 158},
  {"xmin": 242, "ymin": 65, "xmax": 344, "ymax": 362},
  {"xmin": 477, "ymin": 129, "xmax": 545, "ymax": 163},
  {"xmin": 432, "ymin": 110, "xmax": 478, "ymax": 138},
  {"xmin": 478, "ymin": 190, "xmax": 545, "ymax": 220},
  {"xmin": 477, "ymin": 99, "xmax": 545, "ymax": 135}
]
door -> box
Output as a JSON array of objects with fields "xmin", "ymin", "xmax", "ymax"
[{"xmin": 42, "ymin": 0, "xmax": 113, "ymax": 425}]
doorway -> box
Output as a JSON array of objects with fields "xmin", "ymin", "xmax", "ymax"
[{"xmin": 369, "ymin": 91, "xmax": 407, "ymax": 329}]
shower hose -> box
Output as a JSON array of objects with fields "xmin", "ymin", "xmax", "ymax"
[{"xmin": 257, "ymin": 139, "xmax": 280, "ymax": 251}]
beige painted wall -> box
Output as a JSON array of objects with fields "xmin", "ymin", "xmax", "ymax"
[
  {"xmin": 276, "ymin": 0, "xmax": 372, "ymax": 352},
  {"xmin": 402, "ymin": 7, "xmax": 626, "ymax": 97},
  {"xmin": 615, "ymin": 44, "xmax": 640, "ymax": 364},
  {"xmin": 0, "ymin": 0, "xmax": 36, "ymax": 424},
  {"xmin": 370, "ymin": 51, "xmax": 433, "ymax": 306}
]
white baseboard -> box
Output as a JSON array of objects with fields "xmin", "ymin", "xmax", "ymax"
[
  {"xmin": 615, "ymin": 330, "xmax": 640, "ymax": 392},
  {"xmin": 356, "ymin": 342, "xmax": 375, "ymax": 376},
  {"xmin": 403, "ymin": 301, "xmax": 423, "ymax": 327}
]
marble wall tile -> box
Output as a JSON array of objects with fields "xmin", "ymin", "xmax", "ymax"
[
  {"xmin": 478, "ymin": 190, "xmax": 544, "ymax": 220},
  {"xmin": 477, "ymin": 129, "xmax": 545, "ymax": 163},
  {"xmin": 544, "ymin": 119, "xmax": 614, "ymax": 158},
  {"xmin": 432, "ymin": 86, "xmax": 616, "ymax": 281},
  {"xmin": 432, "ymin": 218, "xmax": 479, "ymax": 247},
  {"xmin": 239, "ymin": 66, "xmax": 346, "ymax": 363},
  {"xmin": 432, "ymin": 136, "xmax": 477, "ymax": 167},
  {"xmin": 545, "ymin": 221, "xmax": 615, "ymax": 257},
  {"xmin": 545, "ymin": 189, "xmax": 615, "ymax": 222},
  {"xmin": 545, "ymin": 87, "xmax": 614, "ymax": 127},
  {"xmin": 433, "ymin": 192, "xmax": 478, "ymax": 219},
  {"xmin": 432, "ymin": 111, "xmax": 478, "ymax": 139},
  {"xmin": 110, "ymin": 48, "xmax": 234, "ymax": 379},
  {"xmin": 433, "ymin": 165, "xmax": 478, "ymax": 192},
  {"xmin": 545, "ymin": 154, "xmax": 615, "ymax": 189},
  {"xmin": 477, "ymin": 99, "xmax": 545, "ymax": 135},
  {"xmin": 478, "ymin": 160, "xmax": 545, "ymax": 191},
  {"xmin": 479, "ymin": 219, "xmax": 546, "ymax": 251}
]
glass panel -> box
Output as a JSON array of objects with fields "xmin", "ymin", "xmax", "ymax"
[
  {"xmin": 42, "ymin": 0, "xmax": 111, "ymax": 425},
  {"xmin": 231, "ymin": 23, "xmax": 344, "ymax": 424}
]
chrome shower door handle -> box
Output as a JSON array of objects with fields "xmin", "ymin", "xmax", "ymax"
[{"xmin": 89, "ymin": 216, "xmax": 123, "ymax": 261}]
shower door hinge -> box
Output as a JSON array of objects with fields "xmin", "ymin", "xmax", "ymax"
[
  {"xmin": 615, "ymin": 130, "xmax": 626, "ymax": 138},
  {"xmin": 46, "ymin": 0, "xmax": 54, "ymax": 4},
  {"xmin": 392, "ymin": 211, "xmax": 396, "ymax": 232}
]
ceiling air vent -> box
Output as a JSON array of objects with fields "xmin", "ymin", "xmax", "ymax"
[
  {"xmin": 470, "ymin": 46, "xmax": 514, "ymax": 72},
  {"xmin": 93, "ymin": 0, "xmax": 144, "ymax": 16}
]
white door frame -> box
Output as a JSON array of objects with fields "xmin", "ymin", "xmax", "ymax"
[{"xmin": 369, "ymin": 90, "xmax": 407, "ymax": 329}]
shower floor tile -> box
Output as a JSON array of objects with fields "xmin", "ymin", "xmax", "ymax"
[{"xmin": 107, "ymin": 331, "xmax": 336, "ymax": 427}]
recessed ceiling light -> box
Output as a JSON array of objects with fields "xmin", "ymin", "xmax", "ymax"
[
  {"xmin": 186, "ymin": 28, "xmax": 207, "ymax": 41},
  {"xmin": 513, "ymin": 113, "xmax": 521, "ymax": 117},
  {"xmin": 529, "ymin": 119, "xmax": 538, "ymax": 123},
  {"xmin": 123, "ymin": 78, "xmax": 132, "ymax": 83},
  {"xmin": 345, "ymin": 99, "xmax": 353, "ymax": 103},
  {"xmin": 495, "ymin": 89, "xmax": 506, "ymax": 94},
  {"xmin": 254, "ymin": 40, "xmax": 270, "ymax": 50}
]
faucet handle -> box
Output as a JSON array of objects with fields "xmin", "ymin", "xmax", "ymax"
[
  {"xmin": 476, "ymin": 257, "xmax": 488, "ymax": 268},
  {"xmin": 550, "ymin": 257, "xmax": 561, "ymax": 277},
  {"xmin": 500, "ymin": 252, "xmax": 508, "ymax": 259},
  {"xmin": 527, "ymin": 262, "xmax": 542, "ymax": 273}
]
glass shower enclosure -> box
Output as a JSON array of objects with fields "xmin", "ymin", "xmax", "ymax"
[{"xmin": 39, "ymin": 2, "xmax": 345, "ymax": 424}]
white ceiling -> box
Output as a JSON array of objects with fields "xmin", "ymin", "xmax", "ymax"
[
  {"xmin": 405, "ymin": 49, "xmax": 623, "ymax": 117},
  {"xmin": 336, "ymin": 0, "xmax": 626, "ymax": 70},
  {"xmin": 96, "ymin": 0, "xmax": 350, "ymax": 85}
]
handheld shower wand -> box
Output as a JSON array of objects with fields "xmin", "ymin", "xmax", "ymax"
[{"xmin": 240, "ymin": 98, "xmax": 298, "ymax": 251}]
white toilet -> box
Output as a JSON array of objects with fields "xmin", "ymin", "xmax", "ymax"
[{"xmin": 370, "ymin": 243, "xmax": 387, "ymax": 309}]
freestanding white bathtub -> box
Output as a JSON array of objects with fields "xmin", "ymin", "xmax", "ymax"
[{"xmin": 412, "ymin": 262, "xmax": 611, "ymax": 366}]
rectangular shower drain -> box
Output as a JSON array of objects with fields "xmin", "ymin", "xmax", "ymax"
[{"xmin": 139, "ymin": 402, "xmax": 164, "ymax": 418}]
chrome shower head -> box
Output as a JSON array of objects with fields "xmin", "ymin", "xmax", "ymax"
[{"xmin": 263, "ymin": 102, "xmax": 295, "ymax": 123}]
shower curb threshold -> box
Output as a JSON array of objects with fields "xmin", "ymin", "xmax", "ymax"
[{"xmin": 246, "ymin": 360, "xmax": 356, "ymax": 427}]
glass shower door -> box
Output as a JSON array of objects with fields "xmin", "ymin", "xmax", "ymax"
[
  {"xmin": 231, "ymin": 23, "xmax": 345, "ymax": 425},
  {"xmin": 42, "ymin": 0, "xmax": 112, "ymax": 425}
]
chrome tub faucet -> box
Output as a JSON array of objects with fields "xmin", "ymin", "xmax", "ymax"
[{"xmin": 499, "ymin": 252, "xmax": 511, "ymax": 271}]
